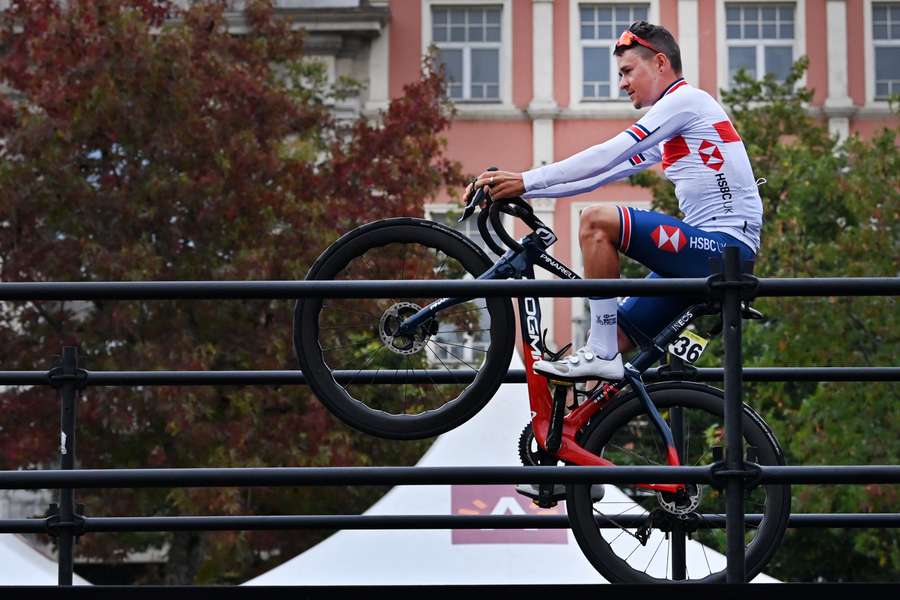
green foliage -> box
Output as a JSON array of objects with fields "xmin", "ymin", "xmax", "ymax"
[
  {"xmin": 633, "ymin": 61, "xmax": 899, "ymax": 580},
  {"xmin": 0, "ymin": 0, "xmax": 463, "ymax": 584}
]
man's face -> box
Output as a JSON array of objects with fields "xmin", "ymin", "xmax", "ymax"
[{"xmin": 616, "ymin": 48, "xmax": 664, "ymax": 109}]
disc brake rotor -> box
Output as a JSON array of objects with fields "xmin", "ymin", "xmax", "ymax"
[
  {"xmin": 378, "ymin": 302, "xmax": 436, "ymax": 355},
  {"xmin": 657, "ymin": 483, "xmax": 703, "ymax": 515}
]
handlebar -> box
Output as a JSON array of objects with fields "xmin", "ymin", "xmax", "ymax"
[{"xmin": 460, "ymin": 166, "xmax": 547, "ymax": 257}]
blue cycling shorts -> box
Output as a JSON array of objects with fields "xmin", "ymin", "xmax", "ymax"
[{"xmin": 614, "ymin": 206, "xmax": 756, "ymax": 345}]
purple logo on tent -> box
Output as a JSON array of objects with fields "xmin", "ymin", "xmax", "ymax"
[{"xmin": 450, "ymin": 485, "xmax": 567, "ymax": 544}]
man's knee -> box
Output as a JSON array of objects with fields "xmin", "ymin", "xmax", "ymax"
[{"xmin": 579, "ymin": 205, "xmax": 620, "ymax": 248}]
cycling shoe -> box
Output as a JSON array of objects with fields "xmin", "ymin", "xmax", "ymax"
[{"xmin": 533, "ymin": 346, "xmax": 624, "ymax": 382}]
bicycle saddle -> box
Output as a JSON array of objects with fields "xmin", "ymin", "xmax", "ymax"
[{"xmin": 706, "ymin": 301, "xmax": 765, "ymax": 337}]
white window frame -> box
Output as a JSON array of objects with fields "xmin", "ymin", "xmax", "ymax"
[
  {"xmin": 865, "ymin": 0, "xmax": 900, "ymax": 107},
  {"xmin": 422, "ymin": 0, "xmax": 514, "ymax": 111},
  {"xmin": 576, "ymin": 2, "xmax": 654, "ymax": 102},
  {"xmin": 569, "ymin": 0, "xmax": 660, "ymax": 112},
  {"xmin": 716, "ymin": 0, "xmax": 806, "ymax": 91}
]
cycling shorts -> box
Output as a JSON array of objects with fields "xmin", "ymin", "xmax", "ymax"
[{"xmin": 614, "ymin": 206, "xmax": 756, "ymax": 345}]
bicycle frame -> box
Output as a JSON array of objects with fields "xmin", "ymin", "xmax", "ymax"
[{"xmin": 401, "ymin": 201, "xmax": 713, "ymax": 495}]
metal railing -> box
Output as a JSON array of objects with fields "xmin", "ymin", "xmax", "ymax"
[{"xmin": 0, "ymin": 247, "xmax": 897, "ymax": 585}]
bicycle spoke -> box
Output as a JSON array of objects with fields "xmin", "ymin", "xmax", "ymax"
[
  {"xmin": 368, "ymin": 366, "xmax": 382, "ymax": 388},
  {"xmin": 435, "ymin": 328, "xmax": 491, "ymax": 334},
  {"xmin": 607, "ymin": 443, "xmax": 661, "ymax": 467},
  {"xmin": 321, "ymin": 339, "xmax": 378, "ymax": 353},
  {"xmin": 694, "ymin": 513, "xmax": 717, "ymax": 577},
  {"xmin": 624, "ymin": 537, "xmax": 645, "ymax": 562},
  {"xmin": 606, "ymin": 528, "xmax": 627, "ymax": 546},
  {"xmin": 430, "ymin": 339, "xmax": 488, "ymax": 353},
  {"xmin": 347, "ymin": 345, "xmax": 390, "ymax": 385},
  {"xmin": 666, "ymin": 535, "xmax": 670, "ymax": 579},
  {"xmin": 425, "ymin": 342, "xmax": 457, "ymax": 377},
  {"xmin": 317, "ymin": 322, "xmax": 378, "ymax": 331},
  {"xmin": 402, "ymin": 356, "xmax": 409, "ymax": 411},
  {"xmin": 429, "ymin": 340, "xmax": 479, "ymax": 371},
  {"xmin": 419, "ymin": 345, "xmax": 454, "ymax": 398},
  {"xmin": 438, "ymin": 305, "xmax": 490, "ymax": 319},
  {"xmin": 644, "ymin": 532, "xmax": 666, "ymax": 574}
]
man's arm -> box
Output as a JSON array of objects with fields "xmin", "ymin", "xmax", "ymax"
[
  {"xmin": 522, "ymin": 93, "xmax": 693, "ymax": 193},
  {"xmin": 522, "ymin": 145, "xmax": 661, "ymax": 199}
]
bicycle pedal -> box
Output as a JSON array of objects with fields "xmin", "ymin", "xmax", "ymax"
[
  {"xmin": 515, "ymin": 483, "xmax": 566, "ymax": 506},
  {"xmin": 514, "ymin": 483, "xmax": 606, "ymax": 505}
]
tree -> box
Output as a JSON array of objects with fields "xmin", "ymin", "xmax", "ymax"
[
  {"xmin": 0, "ymin": 0, "xmax": 463, "ymax": 583},
  {"xmin": 632, "ymin": 60, "xmax": 899, "ymax": 580}
]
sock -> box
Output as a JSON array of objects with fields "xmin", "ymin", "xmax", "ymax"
[{"xmin": 586, "ymin": 297, "xmax": 618, "ymax": 359}]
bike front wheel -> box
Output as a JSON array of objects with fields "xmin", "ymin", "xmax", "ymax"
[
  {"xmin": 294, "ymin": 218, "xmax": 516, "ymax": 439},
  {"xmin": 566, "ymin": 383, "xmax": 790, "ymax": 583}
]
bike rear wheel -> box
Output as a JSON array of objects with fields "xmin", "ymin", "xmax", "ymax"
[
  {"xmin": 294, "ymin": 218, "xmax": 516, "ymax": 439},
  {"xmin": 566, "ymin": 383, "xmax": 790, "ymax": 583}
]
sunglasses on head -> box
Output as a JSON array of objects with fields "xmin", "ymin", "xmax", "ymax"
[{"xmin": 615, "ymin": 29, "xmax": 664, "ymax": 55}]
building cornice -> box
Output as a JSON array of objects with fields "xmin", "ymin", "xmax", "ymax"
[{"xmin": 215, "ymin": 5, "xmax": 390, "ymax": 37}]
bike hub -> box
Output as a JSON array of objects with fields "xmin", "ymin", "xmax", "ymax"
[
  {"xmin": 378, "ymin": 302, "xmax": 438, "ymax": 355},
  {"xmin": 657, "ymin": 483, "xmax": 703, "ymax": 515}
]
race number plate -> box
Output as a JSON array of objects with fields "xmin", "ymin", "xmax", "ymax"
[{"xmin": 667, "ymin": 330, "xmax": 709, "ymax": 364}]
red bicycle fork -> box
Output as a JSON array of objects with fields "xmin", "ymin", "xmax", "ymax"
[{"xmin": 522, "ymin": 344, "xmax": 684, "ymax": 495}]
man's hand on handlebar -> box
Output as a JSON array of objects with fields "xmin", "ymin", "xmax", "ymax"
[{"xmin": 472, "ymin": 170, "xmax": 526, "ymax": 201}]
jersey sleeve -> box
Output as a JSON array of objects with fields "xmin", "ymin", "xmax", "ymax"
[
  {"xmin": 522, "ymin": 91, "xmax": 695, "ymax": 193},
  {"xmin": 522, "ymin": 144, "xmax": 660, "ymax": 199}
]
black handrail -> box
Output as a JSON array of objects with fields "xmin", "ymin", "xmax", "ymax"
[
  {"xmin": 0, "ymin": 276, "xmax": 896, "ymax": 300},
  {"xmin": 0, "ymin": 254, "xmax": 896, "ymax": 585},
  {"xmin": 0, "ymin": 366, "xmax": 897, "ymax": 387}
]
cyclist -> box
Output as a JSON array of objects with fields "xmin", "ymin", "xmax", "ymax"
[{"xmin": 467, "ymin": 20, "xmax": 761, "ymax": 381}]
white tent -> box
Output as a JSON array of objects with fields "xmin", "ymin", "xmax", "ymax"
[
  {"xmin": 0, "ymin": 534, "xmax": 90, "ymax": 585},
  {"xmin": 246, "ymin": 351, "xmax": 777, "ymax": 585}
]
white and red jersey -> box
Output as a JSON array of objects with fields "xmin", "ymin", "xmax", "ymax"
[{"xmin": 522, "ymin": 78, "xmax": 763, "ymax": 252}]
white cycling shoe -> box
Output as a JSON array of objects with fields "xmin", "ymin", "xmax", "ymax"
[{"xmin": 533, "ymin": 346, "xmax": 624, "ymax": 382}]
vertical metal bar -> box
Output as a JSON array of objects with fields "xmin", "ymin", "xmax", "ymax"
[
  {"xmin": 58, "ymin": 347, "xmax": 78, "ymax": 586},
  {"xmin": 669, "ymin": 382, "xmax": 687, "ymax": 581},
  {"xmin": 722, "ymin": 247, "xmax": 746, "ymax": 582}
]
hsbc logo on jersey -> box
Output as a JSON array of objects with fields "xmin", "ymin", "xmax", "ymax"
[
  {"xmin": 651, "ymin": 225, "xmax": 687, "ymax": 253},
  {"xmin": 699, "ymin": 140, "xmax": 724, "ymax": 171}
]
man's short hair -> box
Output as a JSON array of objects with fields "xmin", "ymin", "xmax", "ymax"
[{"xmin": 613, "ymin": 21, "xmax": 682, "ymax": 75}]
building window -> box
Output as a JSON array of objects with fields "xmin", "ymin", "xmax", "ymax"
[
  {"xmin": 874, "ymin": 3, "xmax": 900, "ymax": 99},
  {"xmin": 725, "ymin": 3, "xmax": 795, "ymax": 83},
  {"xmin": 579, "ymin": 3, "xmax": 649, "ymax": 100},
  {"xmin": 433, "ymin": 5, "xmax": 502, "ymax": 101}
]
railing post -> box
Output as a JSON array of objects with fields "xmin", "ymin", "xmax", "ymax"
[
  {"xmin": 722, "ymin": 246, "xmax": 746, "ymax": 582},
  {"xmin": 56, "ymin": 346, "xmax": 79, "ymax": 586},
  {"xmin": 670, "ymin": 408, "xmax": 687, "ymax": 579},
  {"xmin": 665, "ymin": 353, "xmax": 687, "ymax": 580}
]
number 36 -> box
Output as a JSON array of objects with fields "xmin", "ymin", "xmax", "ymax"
[{"xmin": 671, "ymin": 336, "xmax": 703, "ymax": 363}]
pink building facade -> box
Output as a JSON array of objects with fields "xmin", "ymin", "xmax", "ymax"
[{"xmin": 353, "ymin": 0, "xmax": 899, "ymax": 349}]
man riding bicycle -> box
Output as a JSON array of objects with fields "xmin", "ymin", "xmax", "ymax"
[{"xmin": 467, "ymin": 21, "xmax": 762, "ymax": 382}]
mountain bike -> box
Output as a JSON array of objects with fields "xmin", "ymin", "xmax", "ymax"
[{"xmin": 293, "ymin": 179, "xmax": 790, "ymax": 583}]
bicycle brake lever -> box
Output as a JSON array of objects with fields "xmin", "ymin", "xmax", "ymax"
[
  {"xmin": 459, "ymin": 181, "xmax": 485, "ymax": 223},
  {"xmin": 459, "ymin": 167, "xmax": 498, "ymax": 223}
]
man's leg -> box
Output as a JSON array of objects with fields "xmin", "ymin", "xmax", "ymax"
[{"xmin": 579, "ymin": 205, "xmax": 625, "ymax": 359}]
